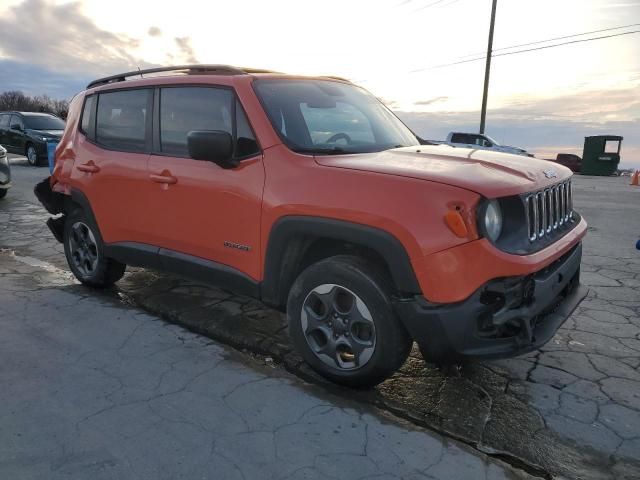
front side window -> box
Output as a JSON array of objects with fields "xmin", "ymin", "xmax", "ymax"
[
  {"xmin": 96, "ymin": 89, "xmax": 150, "ymax": 152},
  {"xmin": 160, "ymin": 87, "xmax": 233, "ymax": 156},
  {"xmin": 254, "ymin": 79, "xmax": 418, "ymax": 154},
  {"xmin": 10, "ymin": 115, "xmax": 24, "ymax": 130},
  {"xmin": 0, "ymin": 114, "xmax": 9, "ymax": 128},
  {"xmin": 235, "ymin": 100, "xmax": 260, "ymax": 158}
]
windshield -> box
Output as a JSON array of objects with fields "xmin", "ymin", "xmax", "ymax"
[
  {"xmin": 24, "ymin": 115, "xmax": 65, "ymax": 130},
  {"xmin": 254, "ymin": 79, "xmax": 419, "ymax": 154}
]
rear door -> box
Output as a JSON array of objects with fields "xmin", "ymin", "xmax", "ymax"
[
  {"xmin": 70, "ymin": 89, "xmax": 155, "ymax": 246},
  {"xmin": 146, "ymin": 85, "xmax": 264, "ymax": 280}
]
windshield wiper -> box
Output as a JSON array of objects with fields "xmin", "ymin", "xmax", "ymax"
[{"xmin": 292, "ymin": 146, "xmax": 351, "ymax": 155}]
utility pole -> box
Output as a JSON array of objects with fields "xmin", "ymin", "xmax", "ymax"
[{"xmin": 479, "ymin": 0, "xmax": 497, "ymax": 134}]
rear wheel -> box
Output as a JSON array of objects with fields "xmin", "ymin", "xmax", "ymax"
[
  {"xmin": 26, "ymin": 144, "xmax": 39, "ymax": 167},
  {"xmin": 287, "ymin": 255, "xmax": 412, "ymax": 388},
  {"xmin": 63, "ymin": 209, "xmax": 125, "ymax": 287}
]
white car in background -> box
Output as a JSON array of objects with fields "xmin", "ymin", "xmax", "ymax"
[{"xmin": 440, "ymin": 132, "xmax": 533, "ymax": 157}]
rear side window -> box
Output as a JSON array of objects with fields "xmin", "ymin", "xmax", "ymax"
[
  {"xmin": 0, "ymin": 114, "xmax": 9, "ymax": 128},
  {"xmin": 80, "ymin": 95, "xmax": 95, "ymax": 137},
  {"xmin": 160, "ymin": 87, "xmax": 232, "ymax": 156},
  {"xmin": 96, "ymin": 89, "xmax": 150, "ymax": 152}
]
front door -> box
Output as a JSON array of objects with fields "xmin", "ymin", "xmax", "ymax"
[
  {"xmin": 7, "ymin": 114, "xmax": 25, "ymax": 153},
  {"xmin": 146, "ymin": 86, "xmax": 264, "ymax": 281}
]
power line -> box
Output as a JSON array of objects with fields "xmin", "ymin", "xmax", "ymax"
[
  {"xmin": 411, "ymin": 0, "xmax": 449, "ymax": 13},
  {"xmin": 457, "ymin": 22, "xmax": 640, "ymax": 59},
  {"xmin": 410, "ymin": 29, "xmax": 640, "ymax": 73}
]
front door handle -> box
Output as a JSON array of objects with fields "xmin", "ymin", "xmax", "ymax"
[
  {"xmin": 149, "ymin": 171, "xmax": 177, "ymax": 185},
  {"xmin": 77, "ymin": 161, "xmax": 100, "ymax": 173}
]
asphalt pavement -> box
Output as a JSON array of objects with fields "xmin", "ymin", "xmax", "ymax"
[
  {"xmin": 1, "ymin": 155, "xmax": 639, "ymax": 479},
  {"xmin": 0, "ymin": 156, "xmax": 533, "ymax": 480}
]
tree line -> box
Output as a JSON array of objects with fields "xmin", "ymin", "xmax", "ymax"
[{"xmin": 0, "ymin": 91, "xmax": 69, "ymax": 119}]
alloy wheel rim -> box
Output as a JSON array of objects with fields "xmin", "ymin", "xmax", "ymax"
[
  {"xmin": 68, "ymin": 221, "xmax": 99, "ymax": 277},
  {"xmin": 301, "ymin": 284, "xmax": 376, "ymax": 370},
  {"xmin": 27, "ymin": 147, "xmax": 37, "ymax": 165}
]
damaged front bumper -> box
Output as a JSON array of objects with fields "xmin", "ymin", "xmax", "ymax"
[{"xmin": 395, "ymin": 243, "xmax": 588, "ymax": 363}]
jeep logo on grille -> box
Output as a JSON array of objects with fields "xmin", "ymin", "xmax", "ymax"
[{"xmin": 543, "ymin": 169, "xmax": 558, "ymax": 179}]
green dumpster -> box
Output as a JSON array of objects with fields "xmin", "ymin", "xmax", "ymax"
[{"xmin": 581, "ymin": 135, "xmax": 623, "ymax": 176}]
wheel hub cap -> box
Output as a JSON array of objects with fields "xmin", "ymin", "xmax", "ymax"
[
  {"xmin": 68, "ymin": 221, "xmax": 99, "ymax": 277},
  {"xmin": 301, "ymin": 284, "xmax": 376, "ymax": 370}
]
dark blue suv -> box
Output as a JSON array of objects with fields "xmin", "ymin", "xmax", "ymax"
[{"xmin": 0, "ymin": 112, "xmax": 65, "ymax": 166}]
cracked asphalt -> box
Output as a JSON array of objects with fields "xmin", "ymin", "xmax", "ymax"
[{"xmin": 1, "ymin": 156, "xmax": 639, "ymax": 479}]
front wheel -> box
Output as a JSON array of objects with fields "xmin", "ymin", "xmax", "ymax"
[
  {"xmin": 63, "ymin": 209, "xmax": 126, "ymax": 287},
  {"xmin": 287, "ymin": 255, "xmax": 412, "ymax": 388}
]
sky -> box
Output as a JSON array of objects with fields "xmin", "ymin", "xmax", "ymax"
[{"xmin": 0, "ymin": 0, "xmax": 639, "ymax": 167}]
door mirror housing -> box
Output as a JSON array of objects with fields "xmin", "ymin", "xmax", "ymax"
[
  {"xmin": 187, "ymin": 130, "xmax": 237, "ymax": 168},
  {"xmin": 11, "ymin": 123, "xmax": 22, "ymax": 131}
]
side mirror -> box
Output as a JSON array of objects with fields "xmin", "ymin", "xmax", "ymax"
[
  {"xmin": 11, "ymin": 124, "xmax": 22, "ymax": 131},
  {"xmin": 187, "ymin": 130, "xmax": 237, "ymax": 168}
]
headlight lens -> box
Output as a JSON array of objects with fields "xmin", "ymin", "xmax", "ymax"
[{"xmin": 483, "ymin": 199, "xmax": 503, "ymax": 242}]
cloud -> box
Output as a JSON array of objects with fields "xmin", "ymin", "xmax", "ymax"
[
  {"xmin": 174, "ymin": 37, "xmax": 198, "ymax": 64},
  {"xmin": 414, "ymin": 96, "xmax": 449, "ymax": 106},
  {"xmin": 0, "ymin": 0, "xmax": 202, "ymax": 96},
  {"xmin": 0, "ymin": 59, "xmax": 88, "ymax": 99},
  {"xmin": 0, "ymin": 0, "xmax": 153, "ymax": 78}
]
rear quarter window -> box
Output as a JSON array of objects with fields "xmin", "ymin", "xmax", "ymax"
[
  {"xmin": 96, "ymin": 89, "xmax": 150, "ymax": 152},
  {"xmin": 80, "ymin": 95, "xmax": 95, "ymax": 138}
]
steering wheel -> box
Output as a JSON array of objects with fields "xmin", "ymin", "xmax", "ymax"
[{"xmin": 326, "ymin": 132, "xmax": 352, "ymax": 145}]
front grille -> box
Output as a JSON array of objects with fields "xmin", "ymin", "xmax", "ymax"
[{"xmin": 525, "ymin": 180, "xmax": 574, "ymax": 242}]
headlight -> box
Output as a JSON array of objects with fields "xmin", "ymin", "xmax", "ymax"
[
  {"xmin": 38, "ymin": 136, "xmax": 49, "ymax": 142},
  {"xmin": 482, "ymin": 199, "xmax": 503, "ymax": 242}
]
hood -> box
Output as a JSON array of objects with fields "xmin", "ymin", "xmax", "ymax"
[
  {"xmin": 28, "ymin": 129, "xmax": 63, "ymax": 138},
  {"xmin": 314, "ymin": 144, "xmax": 572, "ymax": 198}
]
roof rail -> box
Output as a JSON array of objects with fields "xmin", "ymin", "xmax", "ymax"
[
  {"xmin": 322, "ymin": 75, "xmax": 352, "ymax": 83},
  {"xmin": 86, "ymin": 64, "xmax": 251, "ymax": 89}
]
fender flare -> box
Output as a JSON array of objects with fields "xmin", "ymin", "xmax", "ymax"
[{"xmin": 261, "ymin": 216, "xmax": 421, "ymax": 308}]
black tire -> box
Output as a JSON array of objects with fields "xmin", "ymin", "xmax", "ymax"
[
  {"xmin": 26, "ymin": 143, "xmax": 40, "ymax": 167},
  {"xmin": 0, "ymin": 189, "xmax": 7, "ymax": 199},
  {"xmin": 287, "ymin": 255, "xmax": 412, "ymax": 388},
  {"xmin": 63, "ymin": 208, "xmax": 126, "ymax": 288}
]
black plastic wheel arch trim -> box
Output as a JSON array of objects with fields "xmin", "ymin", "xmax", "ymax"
[{"xmin": 261, "ymin": 216, "xmax": 422, "ymax": 308}]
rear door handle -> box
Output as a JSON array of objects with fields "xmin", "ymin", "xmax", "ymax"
[
  {"xmin": 149, "ymin": 172, "xmax": 177, "ymax": 185},
  {"xmin": 77, "ymin": 161, "xmax": 100, "ymax": 173}
]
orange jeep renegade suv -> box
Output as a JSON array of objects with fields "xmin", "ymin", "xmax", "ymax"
[{"xmin": 36, "ymin": 65, "xmax": 588, "ymax": 387}]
